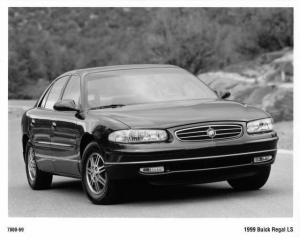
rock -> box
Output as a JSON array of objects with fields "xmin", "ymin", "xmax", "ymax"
[
  {"xmin": 230, "ymin": 84, "xmax": 257, "ymax": 103},
  {"xmin": 198, "ymin": 72, "xmax": 254, "ymax": 91},
  {"xmin": 198, "ymin": 53, "xmax": 293, "ymax": 122},
  {"xmin": 262, "ymin": 88, "xmax": 293, "ymax": 122},
  {"xmin": 244, "ymin": 85, "xmax": 277, "ymax": 106},
  {"xmin": 258, "ymin": 47, "xmax": 291, "ymax": 64}
]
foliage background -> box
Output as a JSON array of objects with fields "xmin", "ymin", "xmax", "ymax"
[{"xmin": 9, "ymin": 8, "xmax": 293, "ymax": 99}]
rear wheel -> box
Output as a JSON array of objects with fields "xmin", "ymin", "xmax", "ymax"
[
  {"xmin": 82, "ymin": 142, "xmax": 119, "ymax": 204},
  {"xmin": 227, "ymin": 166, "xmax": 271, "ymax": 190},
  {"xmin": 25, "ymin": 143, "xmax": 52, "ymax": 190}
]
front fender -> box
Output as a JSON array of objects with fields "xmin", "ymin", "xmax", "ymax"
[{"xmin": 80, "ymin": 113, "xmax": 130, "ymax": 146}]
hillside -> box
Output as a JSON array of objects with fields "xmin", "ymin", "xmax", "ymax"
[{"xmin": 198, "ymin": 48, "xmax": 293, "ymax": 122}]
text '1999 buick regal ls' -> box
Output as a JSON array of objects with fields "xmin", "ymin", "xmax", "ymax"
[{"xmin": 21, "ymin": 65, "xmax": 278, "ymax": 204}]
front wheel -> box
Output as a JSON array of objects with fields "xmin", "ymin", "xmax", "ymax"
[
  {"xmin": 25, "ymin": 143, "xmax": 53, "ymax": 190},
  {"xmin": 82, "ymin": 142, "xmax": 119, "ymax": 204},
  {"xmin": 227, "ymin": 166, "xmax": 271, "ymax": 190}
]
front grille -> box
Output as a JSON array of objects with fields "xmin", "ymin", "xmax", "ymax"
[{"xmin": 175, "ymin": 124, "xmax": 243, "ymax": 141}]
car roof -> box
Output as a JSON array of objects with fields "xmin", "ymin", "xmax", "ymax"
[{"xmin": 60, "ymin": 64, "xmax": 182, "ymax": 78}]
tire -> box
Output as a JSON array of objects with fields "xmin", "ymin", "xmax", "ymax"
[
  {"xmin": 81, "ymin": 141, "xmax": 119, "ymax": 204},
  {"xmin": 25, "ymin": 142, "xmax": 53, "ymax": 190},
  {"xmin": 227, "ymin": 166, "xmax": 271, "ymax": 190}
]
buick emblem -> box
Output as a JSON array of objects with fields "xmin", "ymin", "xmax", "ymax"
[{"xmin": 207, "ymin": 128, "xmax": 216, "ymax": 138}]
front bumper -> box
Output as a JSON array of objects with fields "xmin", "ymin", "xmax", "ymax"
[{"xmin": 104, "ymin": 136, "xmax": 278, "ymax": 184}]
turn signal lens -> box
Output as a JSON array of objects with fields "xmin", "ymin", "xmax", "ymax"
[
  {"xmin": 139, "ymin": 166, "xmax": 165, "ymax": 174},
  {"xmin": 254, "ymin": 155, "xmax": 273, "ymax": 163}
]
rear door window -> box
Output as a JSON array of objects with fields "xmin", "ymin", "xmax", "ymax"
[
  {"xmin": 62, "ymin": 75, "xmax": 81, "ymax": 107},
  {"xmin": 44, "ymin": 76, "xmax": 70, "ymax": 110},
  {"xmin": 39, "ymin": 87, "xmax": 51, "ymax": 108}
]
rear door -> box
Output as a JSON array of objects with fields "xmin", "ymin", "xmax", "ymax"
[
  {"xmin": 51, "ymin": 74, "xmax": 83, "ymax": 177},
  {"xmin": 29, "ymin": 106, "xmax": 53, "ymax": 172},
  {"xmin": 31, "ymin": 75, "xmax": 70, "ymax": 172}
]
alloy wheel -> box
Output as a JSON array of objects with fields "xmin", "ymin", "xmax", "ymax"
[
  {"xmin": 86, "ymin": 152, "xmax": 107, "ymax": 195},
  {"xmin": 27, "ymin": 147, "xmax": 37, "ymax": 181}
]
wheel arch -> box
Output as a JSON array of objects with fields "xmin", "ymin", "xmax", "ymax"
[
  {"xmin": 80, "ymin": 133, "xmax": 97, "ymax": 159},
  {"xmin": 22, "ymin": 134, "xmax": 29, "ymax": 161}
]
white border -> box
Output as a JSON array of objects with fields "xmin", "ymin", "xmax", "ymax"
[
  {"xmin": 5, "ymin": 0, "xmax": 296, "ymax": 8},
  {"xmin": 1, "ymin": 1, "xmax": 299, "ymax": 238}
]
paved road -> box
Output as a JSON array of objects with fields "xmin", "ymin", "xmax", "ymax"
[{"xmin": 8, "ymin": 112, "xmax": 293, "ymax": 217}]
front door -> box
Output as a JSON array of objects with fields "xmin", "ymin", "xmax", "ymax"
[
  {"xmin": 51, "ymin": 111, "xmax": 82, "ymax": 177},
  {"xmin": 50, "ymin": 74, "xmax": 83, "ymax": 177}
]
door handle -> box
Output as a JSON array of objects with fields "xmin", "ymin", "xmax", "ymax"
[{"xmin": 52, "ymin": 122, "xmax": 57, "ymax": 127}]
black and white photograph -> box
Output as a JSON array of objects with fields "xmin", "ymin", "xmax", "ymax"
[{"xmin": 2, "ymin": 1, "xmax": 299, "ymax": 238}]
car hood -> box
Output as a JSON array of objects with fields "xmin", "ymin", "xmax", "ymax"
[{"xmin": 89, "ymin": 99, "xmax": 269, "ymax": 129}]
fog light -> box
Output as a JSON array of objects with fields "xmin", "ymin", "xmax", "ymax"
[
  {"xmin": 140, "ymin": 166, "xmax": 165, "ymax": 174},
  {"xmin": 254, "ymin": 155, "xmax": 272, "ymax": 163}
]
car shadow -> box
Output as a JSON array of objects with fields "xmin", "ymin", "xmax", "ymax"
[
  {"xmin": 51, "ymin": 179, "xmax": 83, "ymax": 195},
  {"xmin": 120, "ymin": 182, "xmax": 242, "ymax": 204},
  {"xmin": 50, "ymin": 178, "xmax": 259, "ymax": 204}
]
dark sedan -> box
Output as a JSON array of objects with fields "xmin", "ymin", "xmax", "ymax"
[{"xmin": 21, "ymin": 64, "xmax": 278, "ymax": 204}]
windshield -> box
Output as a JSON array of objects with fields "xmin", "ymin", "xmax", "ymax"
[{"xmin": 85, "ymin": 68, "xmax": 217, "ymax": 109}]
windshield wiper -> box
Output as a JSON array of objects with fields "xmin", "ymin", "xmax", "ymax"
[{"xmin": 90, "ymin": 104, "xmax": 126, "ymax": 110}]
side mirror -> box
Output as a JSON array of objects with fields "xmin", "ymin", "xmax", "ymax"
[
  {"xmin": 54, "ymin": 99, "xmax": 78, "ymax": 112},
  {"xmin": 217, "ymin": 91, "xmax": 231, "ymax": 99}
]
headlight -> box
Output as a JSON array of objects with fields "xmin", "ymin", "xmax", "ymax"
[
  {"xmin": 247, "ymin": 118, "xmax": 273, "ymax": 134},
  {"xmin": 108, "ymin": 129, "xmax": 168, "ymax": 143}
]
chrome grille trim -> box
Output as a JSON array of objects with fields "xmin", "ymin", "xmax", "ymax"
[{"xmin": 175, "ymin": 124, "xmax": 243, "ymax": 142}]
